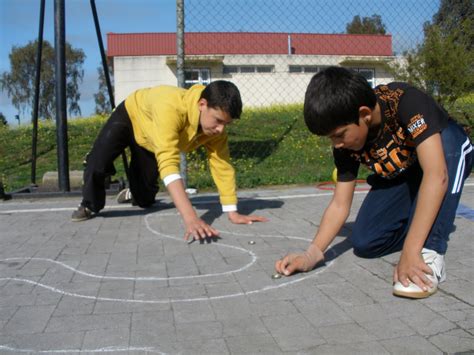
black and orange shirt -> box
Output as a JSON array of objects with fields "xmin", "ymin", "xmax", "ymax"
[{"xmin": 334, "ymin": 83, "xmax": 448, "ymax": 181}]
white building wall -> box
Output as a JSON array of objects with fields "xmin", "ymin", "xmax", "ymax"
[
  {"xmin": 113, "ymin": 54, "xmax": 395, "ymax": 107},
  {"xmin": 218, "ymin": 55, "xmax": 342, "ymax": 106},
  {"xmin": 113, "ymin": 56, "xmax": 177, "ymax": 103}
]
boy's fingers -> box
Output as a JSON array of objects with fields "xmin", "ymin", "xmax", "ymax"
[
  {"xmin": 411, "ymin": 274, "xmax": 430, "ymax": 291},
  {"xmin": 421, "ymin": 263, "xmax": 433, "ymax": 276},
  {"xmin": 399, "ymin": 273, "xmax": 410, "ymax": 287},
  {"xmin": 277, "ymin": 256, "xmax": 290, "ymax": 274},
  {"xmin": 282, "ymin": 256, "xmax": 295, "ymax": 276},
  {"xmin": 249, "ymin": 215, "xmax": 269, "ymax": 222},
  {"xmin": 284, "ymin": 263, "xmax": 297, "ymax": 276},
  {"xmin": 184, "ymin": 231, "xmax": 191, "ymax": 241},
  {"xmin": 416, "ymin": 268, "xmax": 433, "ymax": 288}
]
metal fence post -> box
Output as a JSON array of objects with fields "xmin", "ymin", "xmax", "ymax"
[
  {"xmin": 54, "ymin": 0, "xmax": 70, "ymax": 192},
  {"xmin": 30, "ymin": 0, "xmax": 45, "ymax": 187},
  {"xmin": 176, "ymin": 0, "xmax": 187, "ymax": 188}
]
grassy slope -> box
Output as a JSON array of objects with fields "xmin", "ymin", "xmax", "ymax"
[{"xmin": 1, "ymin": 100, "xmax": 472, "ymax": 193}]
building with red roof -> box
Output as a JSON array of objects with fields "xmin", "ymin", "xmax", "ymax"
[{"xmin": 107, "ymin": 32, "xmax": 395, "ymax": 106}]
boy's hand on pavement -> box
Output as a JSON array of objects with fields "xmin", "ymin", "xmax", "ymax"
[
  {"xmin": 227, "ymin": 211, "xmax": 269, "ymax": 225},
  {"xmin": 393, "ymin": 250, "xmax": 434, "ymax": 291},
  {"xmin": 183, "ymin": 217, "xmax": 219, "ymax": 241},
  {"xmin": 275, "ymin": 244, "xmax": 324, "ymax": 276}
]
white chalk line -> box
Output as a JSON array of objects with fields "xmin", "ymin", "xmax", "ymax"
[
  {"xmin": 2, "ymin": 182, "xmax": 473, "ymax": 214},
  {"xmin": 0, "ymin": 190, "xmax": 349, "ymax": 214},
  {"xmin": 0, "ymin": 197, "xmax": 337, "ymax": 354},
  {"xmin": 1, "ymin": 182, "xmax": 472, "ymax": 354},
  {"xmin": 0, "ymin": 212, "xmax": 258, "ymax": 281},
  {"xmin": 0, "ymin": 204, "xmax": 139, "ymax": 214},
  {"xmin": 0, "ymin": 210, "xmax": 334, "ymax": 303},
  {"xmin": 0, "ymin": 345, "xmax": 165, "ymax": 354},
  {"xmin": 0, "ymin": 261, "xmax": 330, "ymax": 304}
]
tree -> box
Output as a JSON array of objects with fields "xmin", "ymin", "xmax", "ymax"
[
  {"xmin": 0, "ymin": 112, "xmax": 7, "ymax": 127},
  {"xmin": 346, "ymin": 14, "xmax": 387, "ymax": 35},
  {"xmin": 390, "ymin": 1, "xmax": 473, "ymax": 106},
  {"xmin": 94, "ymin": 64, "xmax": 114, "ymax": 115},
  {"xmin": 433, "ymin": 0, "xmax": 473, "ymax": 50},
  {"xmin": 0, "ymin": 40, "xmax": 85, "ymax": 120}
]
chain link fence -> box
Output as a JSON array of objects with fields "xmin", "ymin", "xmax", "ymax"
[
  {"xmin": 184, "ymin": 0, "xmax": 439, "ymax": 107},
  {"xmin": 2, "ymin": 1, "xmax": 471, "ymax": 194},
  {"xmin": 179, "ymin": 0, "xmax": 451, "ymax": 189}
]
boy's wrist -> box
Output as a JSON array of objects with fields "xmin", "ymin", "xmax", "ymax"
[
  {"xmin": 182, "ymin": 209, "xmax": 199, "ymax": 224},
  {"xmin": 401, "ymin": 237, "xmax": 425, "ymax": 256},
  {"xmin": 302, "ymin": 243, "xmax": 324, "ymax": 271}
]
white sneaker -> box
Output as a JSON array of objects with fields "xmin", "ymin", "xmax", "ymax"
[
  {"xmin": 116, "ymin": 188, "xmax": 133, "ymax": 204},
  {"xmin": 393, "ymin": 248, "xmax": 446, "ymax": 299}
]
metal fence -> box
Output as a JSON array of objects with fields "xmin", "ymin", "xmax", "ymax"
[
  {"xmin": 183, "ymin": 0, "xmax": 440, "ymax": 108},
  {"xmin": 176, "ymin": 0, "xmax": 444, "ymax": 188},
  {"xmin": 1, "ymin": 0, "xmax": 462, "ymax": 194}
]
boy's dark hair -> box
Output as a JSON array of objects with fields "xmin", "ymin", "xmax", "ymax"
[
  {"xmin": 304, "ymin": 66, "xmax": 377, "ymax": 135},
  {"xmin": 200, "ymin": 80, "xmax": 242, "ymax": 119}
]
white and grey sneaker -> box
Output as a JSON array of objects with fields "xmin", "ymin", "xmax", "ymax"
[
  {"xmin": 393, "ymin": 248, "xmax": 446, "ymax": 299},
  {"xmin": 116, "ymin": 188, "xmax": 133, "ymax": 204}
]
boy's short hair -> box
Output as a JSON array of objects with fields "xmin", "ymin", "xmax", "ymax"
[
  {"xmin": 200, "ymin": 80, "xmax": 242, "ymax": 119},
  {"xmin": 304, "ymin": 66, "xmax": 377, "ymax": 136}
]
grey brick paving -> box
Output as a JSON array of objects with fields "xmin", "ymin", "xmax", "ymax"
[{"xmin": 0, "ymin": 178, "xmax": 473, "ymax": 354}]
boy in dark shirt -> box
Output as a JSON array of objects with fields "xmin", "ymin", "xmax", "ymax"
[{"xmin": 275, "ymin": 66, "xmax": 472, "ymax": 298}]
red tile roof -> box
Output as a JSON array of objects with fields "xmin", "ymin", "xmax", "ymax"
[{"xmin": 107, "ymin": 32, "xmax": 392, "ymax": 57}]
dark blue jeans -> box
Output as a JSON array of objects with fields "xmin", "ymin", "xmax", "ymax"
[{"xmin": 351, "ymin": 120, "xmax": 473, "ymax": 258}]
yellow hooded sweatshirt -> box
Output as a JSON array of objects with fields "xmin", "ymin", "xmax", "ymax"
[{"xmin": 124, "ymin": 84, "xmax": 237, "ymax": 207}]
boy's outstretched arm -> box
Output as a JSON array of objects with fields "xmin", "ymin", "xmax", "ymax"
[
  {"xmin": 167, "ymin": 179, "xmax": 219, "ymax": 241},
  {"xmin": 275, "ymin": 180, "xmax": 356, "ymax": 276},
  {"xmin": 394, "ymin": 133, "xmax": 448, "ymax": 291},
  {"xmin": 227, "ymin": 211, "xmax": 269, "ymax": 225}
]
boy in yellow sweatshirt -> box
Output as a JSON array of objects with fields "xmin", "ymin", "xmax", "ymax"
[{"xmin": 72, "ymin": 81, "xmax": 267, "ymax": 240}]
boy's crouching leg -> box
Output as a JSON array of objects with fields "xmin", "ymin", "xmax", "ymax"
[
  {"xmin": 350, "ymin": 225, "xmax": 406, "ymax": 259},
  {"xmin": 350, "ymin": 232, "xmax": 381, "ymax": 259},
  {"xmin": 350, "ymin": 182, "xmax": 411, "ymax": 259}
]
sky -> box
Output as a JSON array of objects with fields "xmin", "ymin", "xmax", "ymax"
[
  {"xmin": 1, "ymin": 0, "xmax": 440, "ymax": 125},
  {"xmin": 0, "ymin": 0, "xmax": 177, "ymax": 124}
]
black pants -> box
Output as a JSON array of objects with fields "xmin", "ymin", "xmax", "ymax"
[{"xmin": 81, "ymin": 102, "xmax": 159, "ymax": 212}]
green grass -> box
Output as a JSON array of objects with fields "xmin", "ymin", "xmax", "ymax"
[{"xmin": 1, "ymin": 99, "xmax": 472, "ymax": 193}]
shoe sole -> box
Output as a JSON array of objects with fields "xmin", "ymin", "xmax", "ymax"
[
  {"xmin": 393, "ymin": 288, "xmax": 437, "ymax": 299},
  {"xmin": 116, "ymin": 190, "xmax": 132, "ymax": 204},
  {"xmin": 71, "ymin": 216, "xmax": 91, "ymax": 222}
]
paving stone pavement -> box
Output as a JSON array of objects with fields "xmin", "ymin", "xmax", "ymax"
[{"xmin": 0, "ymin": 178, "xmax": 473, "ymax": 354}]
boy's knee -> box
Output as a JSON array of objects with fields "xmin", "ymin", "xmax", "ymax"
[
  {"xmin": 135, "ymin": 199, "xmax": 155, "ymax": 209},
  {"xmin": 132, "ymin": 192, "xmax": 156, "ymax": 209},
  {"xmin": 351, "ymin": 237, "xmax": 376, "ymax": 259}
]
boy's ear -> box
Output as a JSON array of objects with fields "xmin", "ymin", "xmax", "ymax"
[
  {"xmin": 198, "ymin": 98, "xmax": 208, "ymax": 111},
  {"xmin": 359, "ymin": 106, "xmax": 372, "ymax": 124}
]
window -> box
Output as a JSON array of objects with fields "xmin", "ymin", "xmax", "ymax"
[
  {"xmin": 184, "ymin": 68, "xmax": 211, "ymax": 88},
  {"xmin": 288, "ymin": 65, "xmax": 319, "ymax": 73},
  {"xmin": 223, "ymin": 65, "xmax": 238, "ymax": 74},
  {"xmin": 256, "ymin": 66, "xmax": 273, "ymax": 73},
  {"xmin": 352, "ymin": 68, "xmax": 375, "ymax": 88},
  {"xmin": 289, "ymin": 66, "xmax": 302, "ymax": 73},
  {"xmin": 240, "ymin": 66, "xmax": 255, "ymax": 73},
  {"xmin": 223, "ymin": 65, "xmax": 274, "ymax": 74},
  {"xmin": 304, "ymin": 66, "xmax": 319, "ymax": 73}
]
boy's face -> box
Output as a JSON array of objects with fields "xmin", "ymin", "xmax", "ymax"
[
  {"xmin": 198, "ymin": 99, "xmax": 232, "ymax": 136},
  {"xmin": 328, "ymin": 117, "xmax": 369, "ymax": 151}
]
